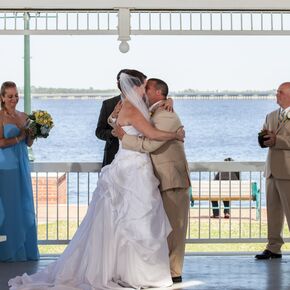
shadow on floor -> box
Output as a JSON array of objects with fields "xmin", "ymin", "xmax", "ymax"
[{"xmin": 1, "ymin": 255, "xmax": 290, "ymax": 290}]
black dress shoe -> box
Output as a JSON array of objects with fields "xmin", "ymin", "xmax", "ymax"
[
  {"xmin": 210, "ymin": 215, "xmax": 220, "ymax": 219},
  {"xmin": 255, "ymin": 249, "xmax": 282, "ymax": 260},
  {"xmin": 172, "ymin": 276, "xmax": 182, "ymax": 283}
]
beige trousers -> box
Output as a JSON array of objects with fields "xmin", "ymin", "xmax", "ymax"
[
  {"xmin": 161, "ymin": 187, "xmax": 190, "ymax": 278},
  {"xmin": 266, "ymin": 177, "xmax": 290, "ymax": 254}
]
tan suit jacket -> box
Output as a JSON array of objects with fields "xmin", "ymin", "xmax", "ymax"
[
  {"xmin": 122, "ymin": 108, "xmax": 190, "ymax": 192},
  {"xmin": 264, "ymin": 108, "xmax": 290, "ymax": 179}
]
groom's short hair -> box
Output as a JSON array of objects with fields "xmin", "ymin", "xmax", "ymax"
[{"xmin": 148, "ymin": 78, "xmax": 168, "ymax": 99}]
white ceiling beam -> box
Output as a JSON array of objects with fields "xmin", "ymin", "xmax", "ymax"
[
  {"xmin": 1, "ymin": 0, "xmax": 290, "ymax": 11},
  {"xmin": 118, "ymin": 8, "xmax": 130, "ymax": 53}
]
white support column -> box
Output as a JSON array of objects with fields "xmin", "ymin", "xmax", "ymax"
[{"xmin": 118, "ymin": 8, "xmax": 130, "ymax": 53}]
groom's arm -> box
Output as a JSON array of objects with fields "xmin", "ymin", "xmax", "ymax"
[{"xmin": 122, "ymin": 112, "xmax": 180, "ymax": 153}]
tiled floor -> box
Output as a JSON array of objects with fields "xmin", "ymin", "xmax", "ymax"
[{"xmin": 1, "ymin": 255, "xmax": 290, "ymax": 290}]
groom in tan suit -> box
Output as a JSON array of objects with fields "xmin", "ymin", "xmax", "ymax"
[
  {"xmin": 256, "ymin": 82, "xmax": 290, "ymax": 259},
  {"xmin": 113, "ymin": 78, "xmax": 190, "ymax": 282}
]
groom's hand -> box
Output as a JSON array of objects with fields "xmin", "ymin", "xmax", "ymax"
[
  {"xmin": 176, "ymin": 126, "xmax": 185, "ymax": 142},
  {"xmin": 160, "ymin": 98, "xmax": 174, "ymax": 112},
  {"xmin": 112, "ymin": 125, "xmax": 126, "ymax": 140}
]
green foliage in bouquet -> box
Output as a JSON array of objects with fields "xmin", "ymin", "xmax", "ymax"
[
  {"xmin": 258, "ymin": 129, "xmax": 267, "ymax": 137},
  {"xmin": 27, "ymin": 110, "xmax": 54, "ymax": 139}
]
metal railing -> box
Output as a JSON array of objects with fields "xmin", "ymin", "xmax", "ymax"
[
  {"xmin": 131, "ymin": 11, "xmax": 290, "ymax": 35},
  {"xmin": 0, "ymin": 12, "xmax": 118, "ymax": 35},
  {"xmin": 1, "ymin": 10, "xmax": 290, "ymax": 35},
  {"xmin": 30, "ymin": 161, "xmax": 290, "ymax": 245}
]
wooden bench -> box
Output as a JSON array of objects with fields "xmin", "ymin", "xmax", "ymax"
[
  {"xmin": 0, "ymin": 235, "xmax": 6, "ymax": 242},
  {"xmin": 190, "ymin": 180, "xmax": 261, "ymax": 219}
]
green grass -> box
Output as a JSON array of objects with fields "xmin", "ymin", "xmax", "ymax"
[
  {"xmin": 38, "ymin": 221, "xmax": 77, "ymax": 254},
  {"xmin": 37, "ymin": 219, "xmax": 290, "ymax": 255}
]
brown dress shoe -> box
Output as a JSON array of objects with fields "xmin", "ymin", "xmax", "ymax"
[{"xmin": 255, "ymin": 249, "xmax": 282, "ymax": 260}]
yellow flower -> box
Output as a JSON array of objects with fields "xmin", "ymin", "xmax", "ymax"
[{"xmin": 32, "ymin": 110, "xmax": 54, "ymax": 127}]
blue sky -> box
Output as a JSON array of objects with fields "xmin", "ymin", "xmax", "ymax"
[{"xmin": 0, "ymin": 34, "xmax": 289, "ymax": 91}]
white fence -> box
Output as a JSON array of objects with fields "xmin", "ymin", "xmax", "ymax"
[{"xmin": 30, "ymin": 161, "xmax": 290, "ymax": 245}]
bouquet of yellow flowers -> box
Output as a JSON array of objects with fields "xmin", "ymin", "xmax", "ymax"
[{"xmin": 26, "ymin": 110, "xmax": 54, "ymax": 139}]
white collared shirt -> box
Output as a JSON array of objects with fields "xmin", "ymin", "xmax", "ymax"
[
  {"xmin": 278, "ymin": 106, "xmax": 290, "ymax": 123},
  {"xmin": 281, "ymin": 106, "xmax": 290, "ymax": 114}
]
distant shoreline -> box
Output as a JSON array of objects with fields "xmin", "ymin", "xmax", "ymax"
[{"xmin": 25, "ymin": 93, "xmax": 275, "ymax": 100}]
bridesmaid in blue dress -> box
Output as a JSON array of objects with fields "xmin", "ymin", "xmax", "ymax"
[{"xmin": 0, "ymin": 81, "xmax": 39, "ymax": 262}]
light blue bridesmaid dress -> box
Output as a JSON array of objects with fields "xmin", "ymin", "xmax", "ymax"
[{"xmin": 0, "ymin": 123, "xmax": 39, "ymax": 261}]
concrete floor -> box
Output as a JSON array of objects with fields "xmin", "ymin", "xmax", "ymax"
[{"xmin": 1, "ymin": 255, "xmax": 290, "ymax": 290}]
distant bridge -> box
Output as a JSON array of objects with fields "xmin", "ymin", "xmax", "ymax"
[
  {"xmin": 29, "ymin": 92, "xmax": 275, "ymax": 100},
  {"xmin": 173, "ymin": 92, "xmax": 275, "ymax": 100},
  {"xmin": 31, "ymin": 93, "xmax": 116, "ymax": 100}
]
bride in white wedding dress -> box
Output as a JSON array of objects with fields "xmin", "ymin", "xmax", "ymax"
[{"xmin": 9, "ymin": 70, "xmax": 184, "ymax": 290}]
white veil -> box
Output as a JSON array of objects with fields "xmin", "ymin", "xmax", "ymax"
[{"xmin": 119, "ymin": 73, "xmax": 150, "ymax": 121}]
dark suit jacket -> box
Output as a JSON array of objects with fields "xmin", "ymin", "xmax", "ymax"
[{"xmin": 95, "ymin": 95, "xmax": 121, "ymax": 167}]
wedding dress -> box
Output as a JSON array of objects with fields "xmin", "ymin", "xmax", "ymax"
[{"xmin": 9, "ymin": 125, "xmax": 173, "ymax": 290}]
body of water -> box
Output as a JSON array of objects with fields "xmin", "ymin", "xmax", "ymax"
[
  {"xmin": 19, "ymin": 98, "xmax": 276, "ymax": 162},
  {"xmin": 17, "ymin": 98, "xmax": 277, "ymax": 205}
]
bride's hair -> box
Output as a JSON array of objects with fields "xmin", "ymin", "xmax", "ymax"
[
  {"xmin": 119, "ymin": 70, "xmax": 150, "ymax": 121},
  {"xmin": 117, "ymin": 69, "xmax": 130, "ymax": 91},
  {"xmin": 118, "ymin": 69, "xmax": 147, "ymax": 92},
  {"xmin": 125, "ymin": 70, "xmax": 147, "ymax": 86}
]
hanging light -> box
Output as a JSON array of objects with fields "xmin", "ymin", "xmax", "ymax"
[{"xmin": 119, "ymin": 40, "xmax": 130, "ymax": 53}]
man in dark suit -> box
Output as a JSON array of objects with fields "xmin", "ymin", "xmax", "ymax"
[{"xmin": 95, "ymin": 70, "xmax": 126, "ymax": 167}]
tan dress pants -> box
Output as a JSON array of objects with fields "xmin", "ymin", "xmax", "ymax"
[
  {"xmin": 266, "ymin": 177, "xmax": 290, "ymax": 254},
  {"xmin": 161, "ymin": 187, "xmax": 190, "ymax": 278}
]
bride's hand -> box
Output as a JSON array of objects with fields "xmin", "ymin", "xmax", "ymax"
[
  {"xmin": 112, "ymin": 124, "xmax": 126, "ymax": 140},
  {"xmin": 160, "ymin": 98, "xmax": 174, "ymax": 112},
  {"xmin": 112, "ymin": 100, "xmax": 123, "ymax": 118},
  {"xmin": 176, "ymin": 126, "xmax": 185, "ymax": 142}
]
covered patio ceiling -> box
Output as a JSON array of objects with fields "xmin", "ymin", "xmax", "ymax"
[
  {"xmin": 1, "ymin": 0, "xmax": 290, "ymax": 54},
  {"xmin": 1, "ymin": 0, "xmax": 290, "ymax": 11}
]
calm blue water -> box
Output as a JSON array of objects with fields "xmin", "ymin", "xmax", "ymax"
[
  {"xmin": 17, "ymin": 98, "xmax": 277, "ymax": 205},
  {"xmin": 18, "ymin": 98, "xmax": 276, "ymax": 162}
]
